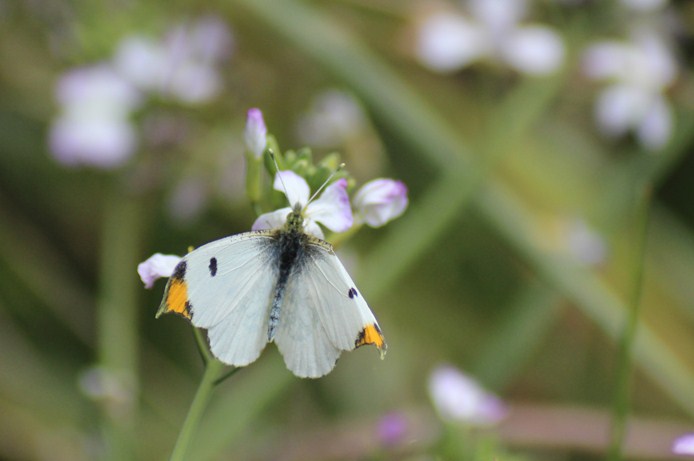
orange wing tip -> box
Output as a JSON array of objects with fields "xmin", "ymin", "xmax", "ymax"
[
  {"xmin": 156, "ymin": 260, "xmax": 192, "ymax": 320},
  {"xmin": 355, "ymin": 324, "xmax": 387, "ymax": 357}
]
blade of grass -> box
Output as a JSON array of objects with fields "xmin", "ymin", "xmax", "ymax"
[
  {"xmin": 608, "ymin": 186, "xmax": 652, "ymax": 461},
  {"xmin": 472, "ymin": 281, "xmax": 564, "ymax": 392}
]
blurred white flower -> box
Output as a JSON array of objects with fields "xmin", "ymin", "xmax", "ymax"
[
  {"xmin": 673, "ymin": 434, "xmax": 694, "ymax": 455},
  {"xmin": 566, "ymin": 218, "xmax": 608, "ymax": 266},
  {"xmin": 296, "ymin": 90, "xmax": 368, "ymax": 147},
  {"xmin": 138, "ymin": 253, "xmax": 182, "ymax": 288},
  {"xmin": 583, "ymin": 29, "xmax": 677, "ymax": 150},
  {"xmin": 244, "ymin": 107, "xmax": 267, "ymax": 158},
  {"xmin": 49, "ymin": 65, "xmax": 141, "ymax": 168},
  {"xmin": 113, "ymin": 16, "xmax": 232, "ymax": 104},
  {"xmin": 415, "ymin": 0, "xmax": 565, "ymax": 75},
  {"xmin": 620, "ymin": 0, "xmax": 667, "ymax": 12},
  {"xmin": 353, "ymin": 179, "xmax": 408, "ymax": 228},
  {"xmin": 428, "ymin": 365, "xmax": 507, "ymax": 425}
]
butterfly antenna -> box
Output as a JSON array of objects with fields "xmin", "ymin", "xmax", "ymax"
[
  {"xmin": 269, "ymin": 150, "xmax": 293, "ymax": 206},
  {"xmin": 306, "ymin": 163, "xmax": 345, "ymax": 207}
]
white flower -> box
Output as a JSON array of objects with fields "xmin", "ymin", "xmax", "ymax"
[
  {"xmin": 428, "ymin": 365, "xmax": 507, "ymax": 425},
  {"xmin": 138, "ymin": 253, "xmax": 182, "ymax": 289},
  {"xmin": 673, "ymin": 434, "xmax": 694, "ymax": 455},
  {"xmin": 583, "ymin": 29, "xmax": 677, "ymax": 150},
  {"xmin": 113, "ymin": 16, "xmax": 232, "ymax": 104},
  {"xmin": 620, "ymin": 0, "xmax": 667, "ymax": 12},
  {"xmin": 353, "ymin": 179, "xmax": 408, "ymax": 228},
  {"xmin": 415, "ymin": 0, "xmax": 565, "ymax": 75},
  {"xmin": 244, "ymin": 108, "xmax": 267, "ymax": 158},
  {"xmin": 49, "ymin": 65, "xmax": 141, "ymax": 168},
  {"xmin": 252, "ymin": 170, "xmax": 353, "ymax": 239}
]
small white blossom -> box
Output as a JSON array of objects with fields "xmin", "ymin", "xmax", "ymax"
[
  {"xmin": 252, "ymin": 170, "xmax": 353, "ymax": 239},
  {"xmin": 138, "ymin": 253, "xmax": 182, "ymax": 288},
  {"xmin": 353, "ymin": 179, "xmax": 408, "ymax": 228},
  {"xmin": 428, "ymin": 365, "xmax": 507, "ymax": 425}
]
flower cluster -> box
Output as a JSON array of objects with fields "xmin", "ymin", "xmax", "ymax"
[
  {"xmin": 414, "ymin": 0, "xmax": 565, "ymax": 76},
  {"xmin": 49, "ymin": 16, "xmax": 232, "ymax": 169},
  {"xmin": 139, "ymin": 108, "xmax": 408, "ymax": 287}
]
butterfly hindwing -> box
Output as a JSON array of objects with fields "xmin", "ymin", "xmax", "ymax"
[
  {"xmin": 159, "ymin": 231, "xmax": 278, "ymax": 367},
  {"xmin": 274, "ymin": 239, "xmax": 385, "ymax": 378}
]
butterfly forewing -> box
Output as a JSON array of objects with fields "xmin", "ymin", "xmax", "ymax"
[{"xmin": 159, "ymin": 231, "xmax": 278, "ymax": 366}]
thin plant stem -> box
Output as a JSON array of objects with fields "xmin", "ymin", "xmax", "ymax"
[
  {"xmin": 608, "ymin": 185, "xmax": 652, "ymax": 461},
  {"xmin": 97, "ymin": 186, "xmax": 142, "ymax": 460},
  {"xmin": 170, "ymin": 358, "xmax": 225, "ymax": 461}
]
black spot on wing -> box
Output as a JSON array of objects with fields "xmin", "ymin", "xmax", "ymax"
[
  {"xmin": 184, "ymin": 301, "xmax": 194, "ymax": 318},
  {"xmin": 209, "ymin": 257, "xmax": 217, "ymax": 277},
  {"xmin": 348, "ymin": 287, "xmax": 358, "ymax": 299},
  {"xmin": 172, "ymin": 260, "xmax": 187, "ymax": 280}
]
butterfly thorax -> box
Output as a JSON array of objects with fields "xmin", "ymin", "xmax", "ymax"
[
  {"xmin": 268, "ymin": 204, "xmax": 310, "ymax": 341},
  {"xmin": 284, "ymin": 203, "xmax": 305, "ymax": 233}
]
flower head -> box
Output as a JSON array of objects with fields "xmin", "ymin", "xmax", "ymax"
[
  {"xmin": 415, "ymin": 0, "xmax": 565, "ymax": 75},
  {"xmin": 428, "ymin": 365, "xmax": 506, "ymax": 426},
  {"xmin": 353, "ymin": 179, "xmax": 408, "ymax": 228},
  {"xmin": 252, "ymin": 170, "xmax": 352, "ymax": 239},
  {"xmin": 673, "ymin": 434, "xmax": 694, "ymax": 455},
  {"xmin": 244, "ymin": 108, "xmax": 267, "ymax": 158},
  {"xmin": 138, "ymin": 253, "xmax": 182, "ymax": 288}
]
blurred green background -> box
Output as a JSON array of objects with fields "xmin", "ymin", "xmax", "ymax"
[{"xmin": 1, "ymin": 0, "xmax": 693, "ymax": 460}]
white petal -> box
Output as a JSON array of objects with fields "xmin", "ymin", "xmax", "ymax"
[
  {"xmin": 637, "ymin": 95, "xmax": 672, "ymax": 151},
  {"xmin": 49, "ymin": 116, "xmax": 137, "ymax": 168},
  {"xmin": 416, "ymin": 12, "xmax": 486, "ymax": 72},
  {"xmin": 470, "ymin": 0, "xmax": 526, "ymax": 34},
  {"xmin": 582, "ymin": 42, "xmax": 628, "ymax": 81},
  {"xmin": 594, "ymin": 84, "xmax": 649, "ymax": 137},
  {"xmin": 303, "ymin": 219, "xmax": 325, "ymax": 239},
  {"xmin": 501, "ymin": 26, "xmax": 565, "ymax": 75},
  {"xmin": 113, "ymin": 36, "xmax": 170, "ymax": 93},
  {"xmin": 306, "ymin": 178, "xmax": 353, "ymax": 233},
  {"xmin": 138, "ymin": 253, "xmax": 182, "ymax": 289},
  {"xmin": 274, "ymin": 170, "xmax": 310, "ymax": 209},
  {"xmin": 673, "ymin": 434, "xmax": 694, "ymax": 455},
  {"xmin": 252, "ymin": 208, "xmax": 291, "ymax": 231}
]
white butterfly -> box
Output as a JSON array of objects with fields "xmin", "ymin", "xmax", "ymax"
[{"xmin": 157, "ymin": 172, "xmax": 386, "ymax": 378}]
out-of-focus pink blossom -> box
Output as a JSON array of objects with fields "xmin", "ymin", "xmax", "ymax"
[
  {"xmin": 138, "ymin": 253, "xmax": 182, "ymax": 289},
  {"xmin": 353, "ymin": 179, "xmax": 408, "ymax": 228}
]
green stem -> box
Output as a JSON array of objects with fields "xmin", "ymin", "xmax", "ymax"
[
  {"xmin": 608, "ymin": 185, "xmax": 652, "ymax": 461},
  {"xmin": 97, "ymin": 185, "xmax": 143, "ymax": 460},
  {"xmin": 170, "ymin": 358, "xmax": 225, "ymax": 461}
]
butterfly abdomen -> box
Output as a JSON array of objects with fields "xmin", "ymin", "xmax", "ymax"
[{"xmin": 267, "ymin": 228, "xmax": 311, "ymax": 340}]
